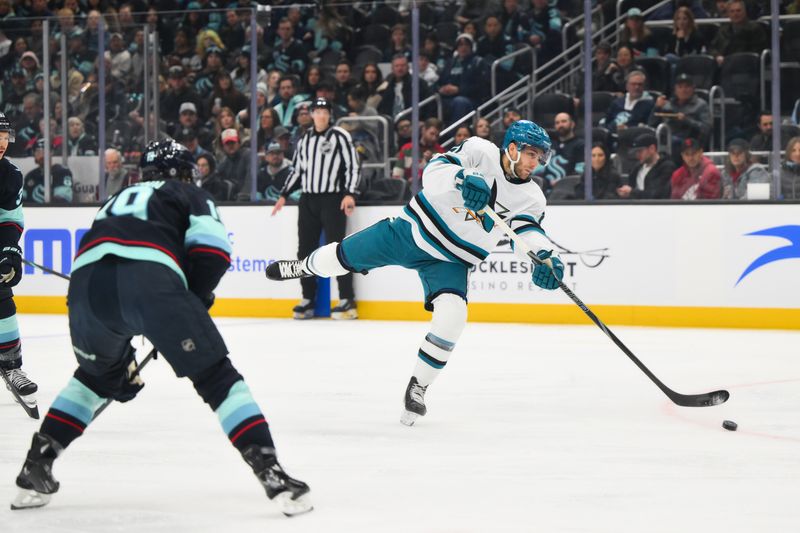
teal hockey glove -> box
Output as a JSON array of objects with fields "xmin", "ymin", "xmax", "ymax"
[
  {"xmin": 532, "ymin": 250, "xmax": 564, "ymax": 290},
  {"xmin": 455, "ymin": 169, "xmax": 491, "ymax": 212}
]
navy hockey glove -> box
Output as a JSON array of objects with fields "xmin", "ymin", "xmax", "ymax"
[
  {"xmin": 200, "ymin": 292, "xmax": 215, "ymax": 310},
  {"xmin": 455, "ymin": 170, "xmax": 491, "ymax": 212},
  {"xmin": 532, "ymin": 250, "xmax": 564, "ymax": 290},
  {"xmin": 0, "ymin": 246, "xmax": 22, "ymax": 287}
]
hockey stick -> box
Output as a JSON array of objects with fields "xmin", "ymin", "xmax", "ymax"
[
  {"xmin": 482, "ymin": 206, "xmax": 729, "ymax": 408},
  {"xmin": 91, "ymin": 347, "xmax": 158, "ymax": 420},
  {"xmin": 21, "ymin": 258, "xmax": 71, "ymax": 281},
  {"xmin": 0, "ymin": 367, "xmax": 39, "ymax": 419}
]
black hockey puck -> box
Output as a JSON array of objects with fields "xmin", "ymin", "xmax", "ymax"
[{"xmin": 722, "ymin": 420, "xmax": 738, "ymax": 431}]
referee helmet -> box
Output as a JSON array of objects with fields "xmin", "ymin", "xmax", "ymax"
[{"xmin": 310, "ymin": 97, "xmax": 332, "ymax": 112}]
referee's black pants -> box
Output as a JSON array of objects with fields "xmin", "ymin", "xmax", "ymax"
[{"xmin": 297, "ymin": 192, "xmax": 354, "ymax": 301}]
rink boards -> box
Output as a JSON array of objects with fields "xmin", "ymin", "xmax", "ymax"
[{"xmin": 13, "ymin": 203, "xmax": 800, "ymax": 329}]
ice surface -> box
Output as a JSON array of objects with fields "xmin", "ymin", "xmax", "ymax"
[{"xmin": 1, "ymin": 315, "xmax": 799, "ymax": 532}]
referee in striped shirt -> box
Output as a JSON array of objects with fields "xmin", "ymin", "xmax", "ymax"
[{"xmin": 271, "ymin": 97, "xmax": 360, "ymax": 320}]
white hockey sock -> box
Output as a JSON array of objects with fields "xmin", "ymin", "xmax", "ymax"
[
  {"xmin": 412, "ymin": 293, "xmax": 467, "ymax": 387},
  {"xmin": 303, "ymin": 242, "xmax": 349, "ymax": 277}
]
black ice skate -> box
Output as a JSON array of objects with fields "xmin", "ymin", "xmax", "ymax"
[
  {"xmin": 1, "ymin": 368, "xmax": 39, "ymax": 419},
  {"xmin": 11, "ymin": 432, "xmax": 62, "ymax": 510},
  {"xmin": 331, "ymin": 299, "xmax": 358, "ymax": 320},
  {"xmin": 241, "ymin": 445, "xmax": 313, "ymax": 517},
  {"xmin": 400, "ymin": 377, "xmax": 428, "ymax": 426},
  {"xmin": 292, "ymin": 299, "xmax": 315, "ymax": 320},
  {"xmin": 266, "ymin": 260, "xmax": 312, "ymax": 281}
]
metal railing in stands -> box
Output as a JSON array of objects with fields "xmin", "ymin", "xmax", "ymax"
[
  {"xmin": 490, "ymin": 47, "xmax": 536, "ymax": 97},
  {"xmin": 440, "ymin": 75, "xmax": 532, "ymax": 149},
  {"xmin": 709, "ymin": 85, "xmax": 728, "ymax": 152},
  {"xmin": 335, "ymin": 115, "xmax": 392, "ymax": 180},
  {"xmin": 760, "ymin": 49, "xmax": 800, "ymax": 114},
  {"xmin": 645, "ymin": 13, "xmax": 800, "ymax": 29},
  {"xmin": 395, "ymin": 94, "xmax": 443, "ymax": 123}
]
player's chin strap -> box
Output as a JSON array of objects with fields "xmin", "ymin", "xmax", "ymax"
[{"xmin": 504, "ymin": 145, "xmax": 523, "ymax": 180}]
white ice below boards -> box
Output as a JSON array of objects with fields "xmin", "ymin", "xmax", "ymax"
[{"xmin": 1, "ymin": 315, "xmax": 799, "ymax": 532}]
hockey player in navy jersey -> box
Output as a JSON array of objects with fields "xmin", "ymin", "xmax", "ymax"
[
  {"xmin": 0, "ymin": 112, "xmax": 39, "ymax": 410},
  {"xmin": 12, "ymin": 140, "xmax": 312, "ymax": 516},
  {"xmin": 267, "ymin": 120, "xmax": 565, "ymax": 426}
]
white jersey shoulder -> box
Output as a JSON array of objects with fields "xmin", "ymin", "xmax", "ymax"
[{"xmin": 399, "ymin": 136, "xmax": 550, "ymax": 266}]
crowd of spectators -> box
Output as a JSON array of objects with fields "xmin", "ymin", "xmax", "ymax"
[{"xmin": 0, "ymin": 0, "xmax": 799, "ymax": 203}]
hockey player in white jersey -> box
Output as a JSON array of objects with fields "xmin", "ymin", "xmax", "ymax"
[{"xmin": 266, "ymin": 120, "xmax": 565, "ymax": 425}]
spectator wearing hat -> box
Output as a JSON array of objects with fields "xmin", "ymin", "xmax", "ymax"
[
  {"xmin": 103, "ymin": 148, "xmax": 132, "ymax": 198},
  {"xmin": 271, "ymin": 96, "xmax": 360, "ymax": 320},
  {"xmin": 602, "ymin": 70, "xmax": 655, "ymax": 134},
  {"xmin": 377, "ymin": 54, "xmax": 432, "ymax": 118},
  {"xmin": 19, "ymin": 51, "xmax": 41, "ymax": 87},
  {"xmin": 105, "ymin": 32, "xmax": 132, "ymax": 86},
  {"xmin": 671, "ymin": 137, "xmax": 721, "ymax": 200},
  {"xmin": 649, "ymin": 73, "xmax": 710, "ymax": 156},
  {"xmin": 194, "ymin": 45, "xmax": 227, "ymax": 100},
  {"xmin": 437, "ymin": 33, "xmax": 488, "ymax": 122},
  {"xmin": 709, "ymin": 0, "xmax": 767, "ymax": 64},
  {"xmin": 161, "ymin": 65, "xmax": 202, "ymax": 124},
  {"xmin": 230, "ymin": 45, "xmax": 268, "ymax": 97},
  {"xmin": 175, "ymin": 127, "xmax": 207, "ymax": 160},
  {"xmin": 258, "ymin": 142, "xmax": 294, "ymax": 202},
  {"xmin": 2, "ymin": 68, "xmax": 29, "ymax": 123},
  {"xmin": 617, "ymin": 132, "xmax": 675, "ymax": 199},
  {"xmin": 23, "ymin": 138, "xmax": 73, "ymax": 204},
  {"xmin": 268, "ymin": 17, "xmax": 306, "ymax": 76},
  {"xmin": 273, "ymin": 126, "xmax": 294, "ymax": 158},
  {"xmin": 518, "ymin": 0, "xmax": 563, "ymax": 64},
  {"xmin": 620, "ymin": 8, "xmax": 659, "ymax": 57},
  {"xmin": 66, "ymin": 117, "xmax": 97, "ymax": 156},
  {"xmin": 721, "ymin": 138, "xmax": 770, "ymax": 200},
  {"xmin": 67, "ymin": 27, "xmax": 96, "ymax": 78},
  {"xmin": 216, "ymin": 128, "xmax": 251, "ymax": 199}
]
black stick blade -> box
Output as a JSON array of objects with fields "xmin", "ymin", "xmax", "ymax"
[{"xmin": 674, "ymin": 389, "xmax": 730, "ymax": 408}]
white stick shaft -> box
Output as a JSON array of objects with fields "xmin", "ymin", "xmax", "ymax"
[{"xmin": 482, "ymin": 206, "xmax": 546, "ymax": 266}]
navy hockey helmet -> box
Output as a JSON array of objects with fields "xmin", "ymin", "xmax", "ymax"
[
  {"xmin": 139, "ymin": 140, "xmax": 197, "ymax": 183},
  {"xmin": 0, "ymin": 112, "xmax": 16, "ymax": 143},
  {"xmin": 310, "ymin": 97, "xmax": 332, "ymax": 112}
]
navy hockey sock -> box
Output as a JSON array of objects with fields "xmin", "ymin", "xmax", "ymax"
[
  {"xmin": 191, "ymin": 358, "xmax": 274, "ymax": 452},
  {"xmin": 40, "ymin": 377, "xmax": 107, "ymax": 449},
  {"xmin": 215, "ymin": 380, "xmax": 274, "ymax": 451}
]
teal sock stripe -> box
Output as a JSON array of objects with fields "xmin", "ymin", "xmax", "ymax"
[
  {"xmin": 50, "ymin": 377, "xmax": 107, "ymax": 425},
  {"xmin": 215, "ymin": 380, "xmax": 263, "ymax": 434},
  {"xmin": 0, "ymin": 315, "xmax": 19, "ymax": 343}
]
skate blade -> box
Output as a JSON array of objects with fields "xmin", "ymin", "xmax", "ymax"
[
  {"xmin": 400, "ymin": 410, "xmax": 419, "ymax": 426},
  {"xmin": 292, "ymin": 311, "xmax": 314, "ymax": 320},
  {"xmin": 331, "ymin": 309, "xmax": 358, "ymax": 320},
  {"xmin": 273, "ymin": 491, "xmax": 313, "ymax": 517},
  {"xmin": 10, "ymin": 488, "xmax": 51, "ymax": 510}
]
